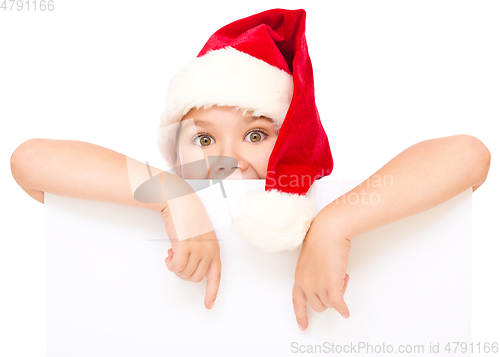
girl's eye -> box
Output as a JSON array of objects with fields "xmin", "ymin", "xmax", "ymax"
[
  {"xmin": 245, "ymin": 130, "xmax": 268, "ymax": 143},
  {"xmin": 192, "ymin": 130, "xmax": 267, "ymax": 146},
  {"xmin": 193, "ymin": 134, "xmax": 213, "ymax": 147}
]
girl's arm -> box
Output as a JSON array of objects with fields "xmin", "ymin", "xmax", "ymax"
[
  {"xmin": 324, "ymin": 134, "xmax": 490, "ymax": 240},
  {"xmin": 10, "ymin": 138, "xmax": 175, "ymax": 212},
  {"xmin": 293, "ymin": 134, "xmax": 491, "ymax": 330},
  {"xmin": 10, "ymin": 138, "xmax": 221, "ymax": 309}
]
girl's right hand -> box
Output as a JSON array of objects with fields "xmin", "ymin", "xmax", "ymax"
[{"xmin": 161, "ymin": 201, "xmax": 221, "ymax": 310}]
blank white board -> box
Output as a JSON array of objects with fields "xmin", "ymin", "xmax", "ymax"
[{"xmin": 45, "ymin": 179, "xmax": 471, "ymax": 357}]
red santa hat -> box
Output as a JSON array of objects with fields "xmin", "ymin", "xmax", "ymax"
[{"xmin": 158, "ymin": 8, "xmax": 333, "ymax": 252}]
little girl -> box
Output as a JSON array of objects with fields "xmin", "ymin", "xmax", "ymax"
[{"xmin": 10, "ymin": 8, "xmax": 491, "ymax": 332}]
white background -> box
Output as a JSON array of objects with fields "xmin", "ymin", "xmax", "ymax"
[{"xmin": 1, "ymin": 0, "xmax": 498, "ymax": 355}]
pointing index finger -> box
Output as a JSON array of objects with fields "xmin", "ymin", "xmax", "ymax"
[
  {"xmin": 292, "ymin": 284, "xmax": 308, "ymax": 330},
  {"xmin": 204, "ymin": 256, "xmax": 221, "ymax": 309}
]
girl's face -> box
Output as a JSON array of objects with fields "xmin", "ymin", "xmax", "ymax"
[{"xmin": 174, "ymin": 106, "xmax": 279, "ymax": 179}]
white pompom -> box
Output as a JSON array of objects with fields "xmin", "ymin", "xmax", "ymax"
[{"xmin": 228, "ymin": 189, "xmax": 317, "ymax": 252}]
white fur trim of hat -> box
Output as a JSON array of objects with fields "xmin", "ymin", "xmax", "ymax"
[
  {"xmin": 157, "ymin": 46, "xmax": 293, "ymax": 170},
  {"xmin": 229, "ymin": 189, "xmax": 317, "ymax": 252}
]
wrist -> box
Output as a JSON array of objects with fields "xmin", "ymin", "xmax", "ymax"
[
  {"xmin": 142, "ymin": 173, "xmax": 193, "ymax": 213},
  {"xmin": 161, "ymin": 188, "xmax": 214, "ymax": 241},
  {"xmin": 317, "ymin": 203, "xmax": 353, "ymax": 241}
]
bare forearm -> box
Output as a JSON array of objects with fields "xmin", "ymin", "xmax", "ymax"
[
  {"xmin": 10, "ymin": 138, "xmax": 186, "ymax": 212},
  {"xmin": 323, "ymin": 135, "xmax": 491, "ymax": 241}
]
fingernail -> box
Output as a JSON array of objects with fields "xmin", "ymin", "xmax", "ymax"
[
  {"xmin": 341, "ymin": 313, "xmax": 349, "ymax": 319},
  {"xmin": 298, "ymin": 323, "xmax": 305, "ymax": 331},
  {"xmin": 209, "ymin": 301, "xmax": 214, "ymax": 309}
]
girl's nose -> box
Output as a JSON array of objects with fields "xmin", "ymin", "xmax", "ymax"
[
  {"xmin": 208, "ymin": 155, "xmax": 240, "ymax": 179},
  {"xmin": 208, "ymin": 144, "xmax": 246, "ymax": 179}
]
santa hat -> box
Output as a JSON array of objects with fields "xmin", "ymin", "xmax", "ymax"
[{"xmin": 158, "ymin": 8, "xmax": 333, "ymax": 252}]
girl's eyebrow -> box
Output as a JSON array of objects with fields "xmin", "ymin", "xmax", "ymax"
[
  {"xmin": 248, "ymin": 116, "xmax": 273, "ymax": 122},
  {"xmin": 192, "ymin": 116, "xmax": 272, "ymax": 127},
  {"xmin": 191, "ymin": 119, "xmax": 213, "ymax": 128}
]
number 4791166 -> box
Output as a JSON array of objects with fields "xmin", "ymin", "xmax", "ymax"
[
  {"xmin": 1, "ymin": 0, "xmax": 55, "ymax": 11},
  {"xmin": 445, "ymin": 342, "xmax": 499, "ymax": 354}
]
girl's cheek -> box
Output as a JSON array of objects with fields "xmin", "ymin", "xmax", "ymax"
[
  {"xmin": 261, "ymin": 140, "xmax": 278, "ymax": 176},
  {"xmin": 177, "ymin": 145, "xmax": 210, "ymax": 179},
  {"xmin": 179, "ymin": 144, "xmax": 206, "ymax": 165},
  {"xmin": 249, "ymin": 147, "xmax": 272, "ymax": 178}
]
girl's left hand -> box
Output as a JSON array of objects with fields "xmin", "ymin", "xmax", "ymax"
[{"xmin": 292, "ymin": 206, "xmax": 351, "ymax": 331}]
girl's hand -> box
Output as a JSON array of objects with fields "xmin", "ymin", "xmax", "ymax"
[
  {"xmin": 161, "ymin": 199, "xmax": 221, "ymax": 310},
  {"xmin": 292, "ymin": 206, "xmax": 351, "ymax": 331}
]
